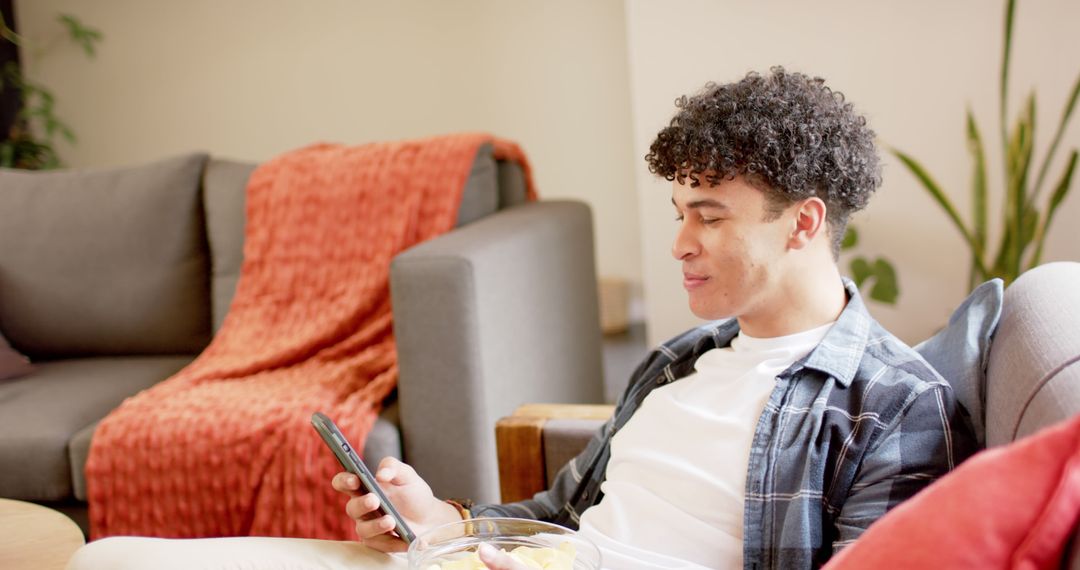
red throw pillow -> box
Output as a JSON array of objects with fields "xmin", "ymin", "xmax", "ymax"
[{"xmin": 824, "ymin": 414, "xmax": 1080, "ymax": 570}]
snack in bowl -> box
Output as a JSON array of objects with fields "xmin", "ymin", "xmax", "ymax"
[
  {"xmin": 408, "ymin": 517, "xmax": 600, "ymax": 570},
  {"xmin": 425, "ymin": 541, "xmax": 576, "ymax": 570}
]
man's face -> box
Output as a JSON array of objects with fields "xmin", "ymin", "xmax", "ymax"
[{"xmin": 671, "ymin": 175, "xmax": 794, "ymax": 322}]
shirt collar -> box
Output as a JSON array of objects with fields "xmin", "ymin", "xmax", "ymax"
[
  {"xmin": 798, "ymin": 278, "xmax": 872, "ymax": 388},
  {"xmin": 690, "ymin": 278, "xmax": 871, "ymax": 388}
]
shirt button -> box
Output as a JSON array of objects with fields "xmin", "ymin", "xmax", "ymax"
[{"xmin": 582, "ymin": 491, "xmax": 589, "ymax": 500}]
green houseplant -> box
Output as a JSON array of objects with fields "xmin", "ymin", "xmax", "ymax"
[
  {"xmin": 842, "ymin": 225, "xmax": 899, "ymax": 304},
  {"xmin": 893, "ymin": 0, "xmax": 1079, "ymax": 290},
  {"xmin": 0, "ymin": 10, "xmax": 101, "ymax": 169}
]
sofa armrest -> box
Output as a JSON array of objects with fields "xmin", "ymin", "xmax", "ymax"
[
  {"xmin": 390, "ymin": 201, "xmax": 605, "ymax": 504},
  {"xmin": 495, "ymin": 404, "xmax": 613, "ymax": 503}
]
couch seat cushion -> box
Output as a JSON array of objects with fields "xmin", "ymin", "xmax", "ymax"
[
  {"xmin": 0, "ymin": 154, "xmax": 212, "ymax": 358},
  {"xmin": 0, "ymin": 356, "xmax": 193, "ymax": 501}
]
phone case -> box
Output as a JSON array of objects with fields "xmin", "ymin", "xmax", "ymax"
[{"xmin": 311, "ymin": 412, "xmax": 416, "ymax": 543}]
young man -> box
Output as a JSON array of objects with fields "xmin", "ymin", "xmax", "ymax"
[{"xmin": 336, "ymin": 68, "xmax": 977, "ymax": 569}]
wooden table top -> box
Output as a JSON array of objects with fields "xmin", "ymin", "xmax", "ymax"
[{"xmin": 0, "ymin": 498, "xmax": 86, "ymax": 570}]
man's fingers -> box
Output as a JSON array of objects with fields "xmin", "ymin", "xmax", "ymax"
[
  {"xmin": 345, "ymin": 493, "xmax": 383, "ymax": 521},
  {"xmin": 375, "ymin": 457, "xmax": 416, "ymax": 486},
  {"xmin": 354, "ymin": 514, "xmax": 399, "ymax": 541},
  {"xmin": 331, "ymin": 472, "xmax": 361, "ymax": 495},
  {"xmin": 478, "ymin": 543, "xmax": 528, "ymax": 570}
]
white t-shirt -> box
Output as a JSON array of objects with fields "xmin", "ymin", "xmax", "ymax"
[{"xmin": 577, "ymin": 322, "xmax": 833, "ymax": 569}]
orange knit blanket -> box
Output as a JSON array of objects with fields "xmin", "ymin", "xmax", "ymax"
[{"xmin": 85, "ymin": 134, "xmax": 535, "ymax": 539}]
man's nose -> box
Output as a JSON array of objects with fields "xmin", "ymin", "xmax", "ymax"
[{"xmin": 671, "ymin": 221, "xmax": 699, "ymax": 260}]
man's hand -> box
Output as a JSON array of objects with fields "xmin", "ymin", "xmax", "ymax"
[
  {"xmin": 331, "ymin": 457, "xmax": 461, "ymax": 552},
  {"xmin": 477, "ymin": 544, "xmax": 531, "ymax": 570}
]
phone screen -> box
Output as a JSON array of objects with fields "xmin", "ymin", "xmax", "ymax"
[{"xmin": 311, "ymin": 412, "xmax": 416, "ymax": 543}]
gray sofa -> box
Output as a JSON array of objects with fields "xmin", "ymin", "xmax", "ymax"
[{"xmin": 0, "ymin": 145, "xmax": 605, "ymax": 533}]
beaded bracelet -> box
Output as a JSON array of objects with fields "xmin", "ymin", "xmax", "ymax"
[{"xmin": 445, "ymin": 498, "xmax": 473, "ymax": 521}]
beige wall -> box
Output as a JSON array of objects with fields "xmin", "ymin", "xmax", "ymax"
[
  {"xmin": 627, "ymin": 0, "xmax": 1080, "ymax": 345},
  {"xmin": 15, "ymin": 1, "xmax": 1080, "ymax": 347},
  {"xmin": 13, "ymin": 0, "xmax": 642, "ymax": 288}
]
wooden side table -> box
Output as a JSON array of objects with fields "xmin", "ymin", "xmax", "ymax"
[{"xmin": 0, "ymin": 498, "xmax": 85, "ymax": 570}]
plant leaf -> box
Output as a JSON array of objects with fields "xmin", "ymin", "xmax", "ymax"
[
  {"xmin": 1030, "ymin": 71, "xmax": 1080, "ymax": 205},
  {"xmin": 1013, "ymin": 94, "xmax": 1036, "ymax": 272},
  {"xmin": 892, "ymin": 148, "xmax": 988, "ymax": 276},
  {"xmin": 842, "ymin": 226, "xmax": 858, "ymax": 250},
  {"xmin": 850, "ymin": 257, "xmax": 872, "ymax": 288},
  {"xmin": 1001, "ymin": 100, "xmax": 1035, "ymax": 282},
  {"xmin": 1030, "ymin": 149, "xmax": 1078, "ymax": 267},
  {"xmin": 60, "ymin": 124, "xmax": 75, "ymax": 144},
  {"xmin": 0, "ymin": 141, "xmax": 13, "ymax": 168},
  {"xmin": 966, "ymin": 109, "xmax": 989, "ymax": 277},
  {"xmin": 0, "ymin": 10, "xmax": 22, "ymax": 46},
  {"xmin": 869, "ymin": 258, "xmax": 900, "ymax": 305},
  {"xmin": 57, "ymin": 14, "xmax": 103, "ymax": 58},
  {"xmin": 1021, "ymin": 207, "xmax": 1038, "ymax": 249},
  {"xmin": 1000, "ymin": 0, "xmax": 1016, "ymax": 163}
]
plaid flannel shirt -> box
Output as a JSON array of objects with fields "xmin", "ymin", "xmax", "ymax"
[{"xmin": 473, "ymin": 280, "xmax": 977, "ymax": 569}]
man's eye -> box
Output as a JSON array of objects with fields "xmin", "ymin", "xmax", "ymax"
[
  {"xmin": 701, "ymin": 217, "xmax": 720, "ymax": 225},
  {"xmin": 674, "ymin": 215, "xmax": 684, "ymax": 222}
]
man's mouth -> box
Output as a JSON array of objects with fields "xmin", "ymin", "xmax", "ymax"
[{"xmin": 683, "ymin": 272, "xmax": 710, "ymax": 290}]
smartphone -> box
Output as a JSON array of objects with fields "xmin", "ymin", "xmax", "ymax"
[{"xmin": 311, "ymin": 411, "xmax": 416, "ymax": 544}]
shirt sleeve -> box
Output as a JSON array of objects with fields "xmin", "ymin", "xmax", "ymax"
[{"xmin": 831, "ymin": 382, "xmax": 978, "ymax": 552}]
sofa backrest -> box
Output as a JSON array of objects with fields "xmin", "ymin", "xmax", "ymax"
[
  {"xmin": 985, "ymin": 262, "xmax": 1080, "ymax": 447},
  {"xmin": 202, "ymin": 159, "xmax": 258, "ymax": 333},
  {"xmin": 0, "ymin": 153, "xmax": 214, "ymax": 358},
  {"xmin": 0, "ymin": 145, "xmax": 511, "ymax": 355},
  {"xmin": 202, "ymin": 143, "xmax": 506, "ymax": 332}
]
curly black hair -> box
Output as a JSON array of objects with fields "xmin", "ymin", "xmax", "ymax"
[{"xmin": 645, "ymin": 66, "xmax": 881, "ymax": 259}]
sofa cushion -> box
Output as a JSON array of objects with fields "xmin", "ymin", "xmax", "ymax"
[
  {"xmin": 203, "ymin": 146, "xmax": 499, "ymax": 332},
  {"xmin": 0, "ymin": 355, "xmax": 193, "ymax": 500},
  {"xmin": 202, "ymin": 159, "xmax": 258, "ymax": 333},
  {"xmin": 0, "ymin": 329, "xmax": 34, "ymax": 381},
  {"xmin": 823, "ymin": 414, "xmax": 1080, "ymax": 570},
  {"xmin": 0, "ymin": 154, "xmax": 213, "ymax": 358},
  {"xmin": 914, "ymin": 278, "xmax": 1003, "ymax": 447},
  {"xmin": 455, "ymin": 143, "xmax": 498, "ymax": 226},
  {"xmin": 497, "ymin": 159, "xmax": 529, "ymax": 208}
]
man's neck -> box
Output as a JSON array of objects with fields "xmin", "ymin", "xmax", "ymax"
[{"xmin": 736, "ymin": 264, "xmax": 847, "ymax": 339}]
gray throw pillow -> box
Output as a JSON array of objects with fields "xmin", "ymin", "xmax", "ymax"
[
  {"xmin": 0, "ymin": 154, "xmax": 213, "ymax": 358},
  {"xmin": 914, "ymin": 278, "xmax": 1005, "ymax": 448},
  {"xmin": 0, "ymin": 329, "xmax": 34, "ymax": 381}
]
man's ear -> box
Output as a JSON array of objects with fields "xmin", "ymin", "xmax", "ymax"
[{"xmin": 788, "ymin": 197, "xmax": 827, "ymax": 250}]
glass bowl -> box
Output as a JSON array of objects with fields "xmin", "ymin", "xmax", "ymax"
[{"xmin": 407, "ymin": 517, "xmax": 601, "ymax": 570}]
